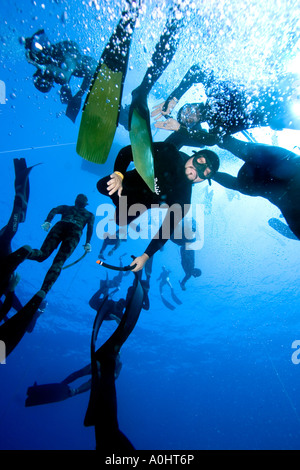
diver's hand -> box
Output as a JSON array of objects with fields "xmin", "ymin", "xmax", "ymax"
[
  {"xmin": 41, "ymin": 221, "xmax": 51, "ymax": 232},
  {"xmin": 154, "ymin": 117, "xmax": 180, "ymax": 132},
  {"xmin": 84, "ymin": 243, "xmax": 92, "ymax": 253},
  {"xmin": 107, "ymin": 172, "xmax": 123, "ymax": 197},
  {"xmin": 130, "ymin": 253, "xmax": 149, "ymax": 272},
  {"xmin": 151, "ymin": 98, "xmax": 178, "ymax": 120}
]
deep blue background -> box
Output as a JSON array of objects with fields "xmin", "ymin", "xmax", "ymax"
[{"xmin": 0, "ymin": 0, "xmax": 300, "ymax": 450}]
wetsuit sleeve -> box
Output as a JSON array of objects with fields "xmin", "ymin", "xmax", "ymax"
[
  {"xmin": 113, "ymin": 145, "xmax": 134, "ymax": 175},
  {"xmin": 219, "ymin": 136, "xmax": 256, "ymax": 162},
  {"xmin": 213, "ymin": 172, "xmax": 240, "ymax": 191},
  {"xmin": 165, "ymin": 126, "xmax": 218, "ymax": 149},
  {"xmin": 45, "ymin": 205, "xmax": 68, "ymax": 223},
  {"xmin": 144, "ymin": 204, "xmax": 189, "ymax": 258},
  {"xmin": 166, "ymin": 64, "xmax": 215, "ymax": 103},
  {"xmin": 86, "ymin": 213, "xmax": 95, "ymax": 244}
]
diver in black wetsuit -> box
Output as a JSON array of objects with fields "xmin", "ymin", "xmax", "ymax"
[
  {"xmin": 97, "ymin": 145, "xmax": 220, "ymax": 272},
  {"xmin": 170, "ymin": 217, "xmax": 202, "ymax": 290},
  {"xmin": 98, "ymin": 229, "xmax": 126, "ymax": 260},
  {"xmin": 20, "ymin": 194, "xmax": 95, "ymax": 295},
  {"xmin": 0, "ymin": 159, "xmax": 34, "ymax": 321},
  {"xmin": 211, "ymin": 136, "xmax": 300, "ymax": 240},
  {"xmin": 24, "ymin": 29, "xmax": 97, "ymax": 121},
  {"xmin": 152, "ymin": 64, "xmax": 300, "ymax": 144}
]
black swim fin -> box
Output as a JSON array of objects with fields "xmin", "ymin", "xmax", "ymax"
[
  {"xmin": 84, "ymin": 274, "xmax": 144, "ymax": 428},
  {"xmin": 65, "ymin": 92, "xmax": 82, "ymax": 123},
  {"xmin": 0, "ymin": 290, "xmax": 46, "ymax": 358},
  {"xmin": 160, "ymin": 294, "xmax": 175, "ymax": 311},
  {"xmin": 170, "ymin": 288, "xmax": 182, "ymax": 305},
  {"xmin": 268, "ymin": 218, "xmax": 298, "ymax": 241},
  {"xmin": 25, "ymin": 382, "xmax": 71, "ymax": 407},
  {"xmin": 0, "ymin": 245, "xmax": 32, "ymax": 295},
  {"xmin": 13, "ymin": 159, "xmax": 38, "ymax": 224}
]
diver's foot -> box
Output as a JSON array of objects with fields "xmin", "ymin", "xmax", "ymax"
[{"xmin": 179, "ymin": 281, "xmax": 186, "ymax": 291}]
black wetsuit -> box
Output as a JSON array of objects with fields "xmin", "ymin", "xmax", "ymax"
[
  {"xmin": 97, "ymin": 142, "xmax": 193, "ymax": 258},
  {"xmin": 28, "ymin": 204, "xmax": 94, "ymax": 293},
  {"xmin": 166, "ymin": 64, "xmax": 300, "ymax": 143},
  {"xmin": 213, "ymin": 136, "xmax": 300, "ymax": 239},
  {"xmin": 0, "ymin": 159, "xmax": 32, "ymax": 319}
]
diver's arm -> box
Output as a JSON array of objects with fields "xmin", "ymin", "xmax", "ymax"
[
  {"xmin": 44, "ymin": 205, "xmax": 67, "ymax": 223},
  {"xmin": 213, "ymin": 172, "xmax": 240, "ymax": 191},
  {"xmin": 219, "ymin": 136, "xmax": 257, "ymax": 163},
  {"xmin": 113, "ymin": 145, "xmax": 134, "ymax": 176},
  {"xmin": 85, "ymin": 213, "xmax": 95, "ymax": 245},
  {"xmin": 144, "ymin": 203, "xmax": 188, "ymax": 259},
  {"xmin": 167, "ymin": 64, "xmax": 215, "ymax": 104}
]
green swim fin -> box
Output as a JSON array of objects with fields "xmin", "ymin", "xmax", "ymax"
[
  {"xmin": 76, "ymin": 7, "xmax": 139, "ymax": 164},
  {"xmin": 0, "ymin": 290, "xmax": 46, "ymax": 358},
  {"xmin": 129, "ymin": 89, "xmax": 155, "ymax": 192},
  {"xmin": 25, "ymin": 382, "xmax": 71, "ymax": 407}
]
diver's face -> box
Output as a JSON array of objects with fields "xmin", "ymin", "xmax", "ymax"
[
  {"xmin": 179, "ymin": 104, "xmax": 203, "ymax": 127},
  {"xmin": 185, "ymin": 156, "xmax": 211, "ymax": 183}
]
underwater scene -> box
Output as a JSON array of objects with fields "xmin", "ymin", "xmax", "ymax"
[{"xmin": 0, "ymin": 0, "xmax": 300, "ymax": 452}]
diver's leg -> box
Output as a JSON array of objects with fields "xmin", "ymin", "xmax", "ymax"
[
  {"xmin": 0, "ymin": 159, "xmax": 32, "ymax": 259},
  {"xmin": 40, "ymin": 231, "xmax": 80, "ymax": 293},
  {"xmin": 138, "ymin": 14, "xmax": 184, "ymax": 96},
  {"xmin": 28, "ymin": 224, "xmax": 63, "ymax": 262}
]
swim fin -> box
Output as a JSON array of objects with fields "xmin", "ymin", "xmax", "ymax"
[
  {"xmin": 84, "ymin": 274, "xmax": 144, "ymax": 428},
  {"xmin": 76, "ymin": 7, "xmax": 139, "ymax": 164},
  {"xmin": 0, "ymin": 245, "xmax": 32, "ymax": 295},
  {"xmin": 65, "ymin": 92, "xmax": 82, "ymax": 123},
  {"xmin": 160, "ymin": 294, "xmax": 175, "ymax": 311},
  {"xmin": 170, "ymin": 288, "xmax": 182, "ymax": 305},
  {"xmin": 268, "ymin": 218, "xmax": 298, "ymax": 241},
  {"xmin": 129, "ymin": 88, "xmax": 155, "ymax": 192},
  {"xmin": 25, "ymin": 382, "xmax": 71, "ymax": 407},
  {"xmin": 14, "ymin": 159, "xmax": 38, "ymax": 223},
  {"xmin": 0, "ymin": 290, "xmax": 46, "ymax": 358}
]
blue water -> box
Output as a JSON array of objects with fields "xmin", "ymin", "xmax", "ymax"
[{"xmin": 0, "ymin": 0, "xmax": 300, "ymax": 451}]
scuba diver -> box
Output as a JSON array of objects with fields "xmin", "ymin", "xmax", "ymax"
[
  {"xmin": 0, "ymin": 159, "xmax": 35, "ymax": 322},
  {"xmin": 210, "ymin": 136, "xmax": 300, "ymax": 240},
  {"xmin": 157, "ymin": 266, "xmax": 182, "ymax": 310},
  {"xmin": 15, "ymin": 194, "xmax": 95, "ymax": 296},
  {"xmin": 170, "ymin": 217, "xmax": 202, "ymax": 291},
  {"xmin": 98, "ymin": 228, "xmax": 126, "ymax": 260},
  {"xmin": 23, "ymin": 29, "xmax": 97, "ymax": 122},
  {"xmin": 152, "ymin": 64, "xmax": 300, "ymax": 145},
  {"xmin": 89, "ymin": 256, "xmax": 130, "ymax": 324}
]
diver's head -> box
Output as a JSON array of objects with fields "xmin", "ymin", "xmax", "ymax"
[
  {"xmin": 192, "ymin": 268, "xmax": 202, "ymax": 278},
  {"xmin": 33, "ymin": 70, "xmax": 54, "ymax": 93},
  {"xmin": 25, "ymin": 29, "xmax": 51, "ymax": 59},
  {"xmin": 177, "ymin": 102, "xmax": 205, "ymax": 129},
  {"xmin": 75, "ymin": 194, "xmax": 89, "ymax": 208},
  {"xmin": 185, "ymin": 149, "xmax": 220, "ymax": 184}
]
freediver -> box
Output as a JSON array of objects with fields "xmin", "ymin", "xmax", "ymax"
[
  {"xmin": 23, "ymin": 29, "xmax": 97, "ymax": 122},
  {"xmin": 13, "ymin": 194, "xmax": 95, "ymax": 297},
  {"xmin": 152, "ymin": 64, "xmax": 300, "ymax": 145},
  {"xmin": 209, "ymin": 135, "xmax": 300, "ymax": 240},
  {"xmin": 96, "ymin": 7, "xmax": 219, "ymax": 273}
]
